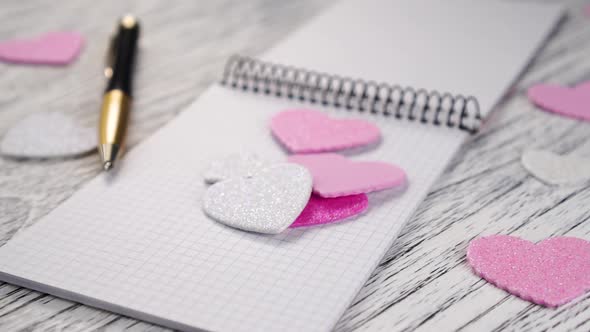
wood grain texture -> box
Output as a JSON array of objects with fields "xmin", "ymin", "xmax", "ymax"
[{"xmin": 0, "ymin": 0, "xmax": 589, "ymax": 331}]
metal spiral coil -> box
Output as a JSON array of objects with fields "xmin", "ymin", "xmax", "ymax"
[{"xmin": 221, "ymin": 55, "xmax": 482, "ymax": 134}]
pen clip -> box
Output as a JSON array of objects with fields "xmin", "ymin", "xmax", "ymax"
[{"xmin": 104, "ymin": 34, "xmax": 117, "ymax": 79}]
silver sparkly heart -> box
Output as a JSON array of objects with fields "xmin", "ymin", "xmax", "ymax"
[
  {"xmin": 203, "ymin": 153, "xmax": 267, "ymax": 184},
  {"xmin": 1, "ymin": 112, "xmax": 95, "ymax": 158},
  {"xmin": 203, "ymin": 163, "xmax": 312, "ymax": 234},
  {"xmin": 521, "ymin": 149, "xmax": 590, "ymax": 185}
]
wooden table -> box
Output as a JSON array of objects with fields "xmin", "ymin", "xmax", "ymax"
[{"xmin": 1, "ymin": 0, "xmax": 589, "ymax": 331}]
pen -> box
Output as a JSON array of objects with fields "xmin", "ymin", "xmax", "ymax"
[{"xmin": 98, "ymin": 15, "xmax": 140, "ymax": 171}]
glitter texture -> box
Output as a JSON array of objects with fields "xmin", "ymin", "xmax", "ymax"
[
  {"xmin": 467, "ymin": 235, "xmax": 590, "ymax": 307},
  {"xmin": 203, "ymin": 153, "xmax": 267, "ymax": 184},
  {"xmin": 270, "ymin": 109, "xmax": 381, "ymax": 153},
  {"xmin": 203, "ymin": 163, "xmax": 312, "ymax": 234},
  {"xmin": 1, "ymin": 112, "xmax": 95, "ymax": 158},
  {"xmin": 521, "ymin": 149, "xmax": 590, "ymax": 185},
  {"xmin": 288, "ymin": 153, "xmax": 407, "ymax": 197},
  {"xmin": 527, "ymin": 81, "xmax": 590, "ymax": 122},
  {"xmin": 0, "ymin": 32, "xmax": 84, "ymax": 65},
  {"xmin": 290, "ymin": 194, "xmax": 368, "ymax": 228}
]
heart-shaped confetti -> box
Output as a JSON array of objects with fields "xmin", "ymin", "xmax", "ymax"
[
  {"xmin": 203, "ymin": 153, "xmax": 267, "ymax": 184},
  {"xmin": 1, "ymin": 112, "xmax": 95, "ymax": 158},
  {"xmin": 521, "ymin": 149, "xmax": 590, "ymax": 185},
  {"xmin": 270, "ymin": 109, "xmax": 381, "ymax": 153},
  {"xmin": 467, "ymin": 235, "xmax": 590, "ymax": 307},
  {"xmin": 0, "ymin": 32, "xmax": 84, "ymax": 65},
  {"xmin": 290, "ymin": 194, "xmax": 368, "ymax": 228},
  {"xmin": 203, "ymin": 163, "xmax": 312, "ymax": 234},
  {"xmin": 288, "ymin": 153, "xmax": 406, "ymax": 197},
  {"xmin": 527, "ymin": 81, "xmax": 590, "ymax": 122}
]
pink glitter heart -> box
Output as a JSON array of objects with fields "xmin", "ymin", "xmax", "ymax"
[
  {"xmin": 527, "ymin": 81, "xmax": 590, "ymax": 122},
  {"xmin": 270, "ymin": 109, "xmax": 381, "ymax": 153},
  {"xmin": 288, "ymin": 153, "xmax": 406, "ymax": 197},
  {"xmin": 467, "ymin": 235, "xmax": 590, "ymax": 307},
  {"xmin": 0, "ymin": 32, "xmax": 84, "ymax": 65},
  {"xmin": 290, "ymin": 194, "xmax": 368, "ymax": 228}
]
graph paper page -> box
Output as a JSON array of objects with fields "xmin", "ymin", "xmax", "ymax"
[{"xmin": 0, "ymin": 0, "xmax": 562, "ymax": 331}]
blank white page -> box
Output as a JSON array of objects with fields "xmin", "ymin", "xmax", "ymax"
[{"xmin": 0, "ymin": 1, "xmax": 562, "ymax": 331}]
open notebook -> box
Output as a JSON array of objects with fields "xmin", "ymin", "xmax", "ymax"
[{"xmin": 0, "ymin": 0, "xmax": 562, "ymax": 331}]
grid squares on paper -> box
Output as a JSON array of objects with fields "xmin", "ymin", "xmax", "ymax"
[{"xmin": 0, "ymin": 87, "xmax": 464, "ymax": 332}]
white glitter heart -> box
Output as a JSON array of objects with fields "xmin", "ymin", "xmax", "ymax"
[
  {"xmin": 203, "ymin": 153, "xmax": 267, "ymax": 184},
  {"xmin": 203, "ymin": 163, "xmax": 312, "ymax": 234},
  {"xmin": 1, "ymin": 112, "xmax": 95, "ymax": 158},
  {"xmin": 522, "ymin": 149, "xmax": 590, "ymax": 185}
]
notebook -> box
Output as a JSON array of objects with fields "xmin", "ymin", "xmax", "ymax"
[{"xmin": 0, "ymin": 0, "xmax": 563, "ymax": 331}]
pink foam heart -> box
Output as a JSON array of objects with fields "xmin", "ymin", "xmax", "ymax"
[
  {"xmin": 0, "ymin": 32, "xmax": 84, "ymax": 65},
  {"xmin": 467, "ymin": 235, "xmax": 590, "ymax": 307},
  {"xmin": 270, "ymin": 109, "xmax": 381, "ymax": 153},
  {"xmin": 527, "ymin": 81, "xmax": 590, "ymax": 122},
  {"xmin": 288, "ymin": 153, "xmax": 406, "ymax": 197},
  {"xmin": 290, "ymin": 194, "xmax": 368, "ymax": 228}
]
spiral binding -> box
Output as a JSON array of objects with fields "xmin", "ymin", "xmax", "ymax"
[{"xmin": 221, "ymin": 55, "xmax": 482, "ymax": 134}]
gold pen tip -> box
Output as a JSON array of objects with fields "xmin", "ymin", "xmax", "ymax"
[{"xmin": 103, "ymin": 161, "xmax": 113, "ymax": 171}]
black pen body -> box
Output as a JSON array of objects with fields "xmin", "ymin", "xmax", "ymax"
[{"xmin": 106, "ymin": 16, "xmax": 140, "ymax": 95}]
